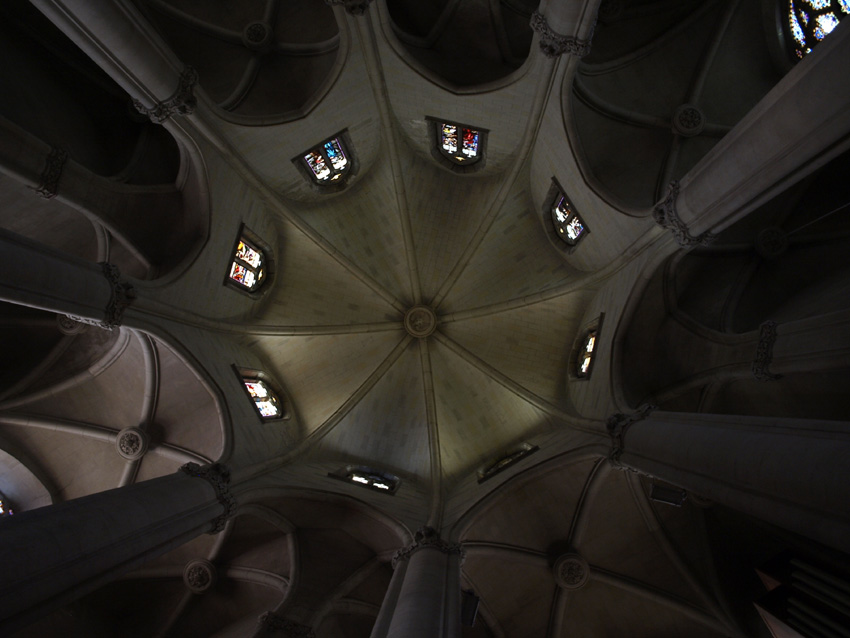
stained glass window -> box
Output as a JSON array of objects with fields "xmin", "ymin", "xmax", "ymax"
[
  {"xmin": 787, "ymin": 0, "xmax": 849, "ymax": 58},
  {"xmin": 228, "ymin": 236, "xmax": 266, "ymax": 292},
  {"xmin": 577, "ymin": 330, "xmax": 597, "ymax": 378},
  {"xmin": 329, "ymin": 467, "xmax": 400, "ymax": 493},
  {"xmin": 551, "ymin": 193, "xmax": 589, "ymax": 247},
  {"xmin": 243, "ymin": 377, "xmax": 284, "ymax": 419},
  {"xmin": 0, "ymin": 491, "xmax": 13, "ymax": 517},
  {"xmin": 302, "ymin": 136, "xmax": 350, "ymax": 183},
  {"xmin": 439, "ymin": 120, "xmax": 483, "ymax": 164},
  {"xmin": 478, "ymin": 445, "xmax": 539, "ymax": 483}
]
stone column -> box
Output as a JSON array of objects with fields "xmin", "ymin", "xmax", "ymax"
[
  {"xmin": 608, "ymin": 408, "xmax": 850, "ymax": 552},
  {"xmin": 370, "ymin": 527, "xmax": 464, "ymax": 638},
  {"xmin": 0, "ymin": 463, "xmax": 236, "ymax": 634},
  {"xmin": 0, "ymin": 228, "xmax": 135, "ymax": 328},
  {"xmin": 654, "ymin": 21, "xmax": 850, "ymax": 246}
]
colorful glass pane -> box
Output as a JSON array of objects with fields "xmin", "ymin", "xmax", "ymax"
[
  {"xmin": 245, "ymin": 380, "xmax": 268, "ymax": 398},
  {"xmin": 229, "ymin": 262, "xmax": 248, "ymax": 284},
  {"xmin": 462, "ymin": 128, "xmax": 479, "ymax": 158},
  {"xmin": 580, "ymin": 354, "xmax": 592, "ymax": 374},
  {"xmin": 256, "ymin": 400, "xmax": 280, "ymax": 417},
  {"xmin": 324, "ymin": 138, "xmax": 348, "ymax": 172},
  {"xmin": 807, "ymin": 0, "xmax": 832, "ymax": 8},
  {"xmin": 788, "ymin": 0, "xmax": 847, "ymax": 57},
  {"xmin": 815, "ymin": 11, "xmax": 840, "ymax": 37},
  {"xmin": 304, "ymin": 150, "xmax": 331, "ymax": 180},
  {"xmin": 554, "ymin": 197, "xmax": 571, "ymax": 224},
  {"xmin": 235, "ymin": 240, "xmax": 262, "ymax": 268},
  {"xmin": 441, "ymin": 124, "xmax": 458, "ymax": 154},
  {"xmin": 244, "ymin": 379, "xmax": 283, "ymax": 418},
  {"xmin": 840, "ymin": 0, "xmax": 850, "ymax": 13},
  {"xmin": 566, "ymin": 216, "xmax": 585, "ymax": 241}
]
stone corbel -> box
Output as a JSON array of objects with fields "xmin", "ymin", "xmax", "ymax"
[
  {"xmin": 653, "ymin": 181, "xmax": 717, "ymax": 247},
  {"xmin": 32, "ymin": 147, "xmax": 68, "ymax": 199},
  {"xmin": 606, "ymin": 403, "xmax": 656, "ymax": 468},
  {"xmin": 133, "ymin": 66, "xmax": 199, "ymax": 123},
  {"xmin": 391, "ymin": 526, "xmax": 466, "ymax": 569},
  {"xmin": 179, "ymin": 462, "xmax": 237, "ymax": 533},
  {"xmin": 530, "ymin": 11, "xmax": 593, "ymax": 58},
  {"xmin": 65, "ymin": 262, "xmax": 136, "ymax": 331},
  {"xmin": 752, "ymin": 320, "xmax": 781, "ymax": 381}
]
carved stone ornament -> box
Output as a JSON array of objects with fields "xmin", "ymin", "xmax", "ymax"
[
  {"xmin": 179, "ymin": 462, "xmax": 237, "ymax": 533},
  {"xmin": 258, "ymin": 613, "xmax": 316, "ymax": 637},
  {"xmin": 755, "ymin": 227, "xmax": 789, "ymax": 260},
  {"xmin": 753, "ymin": 320, "xmax": 781, "ymax": 381},
  {"xmin": 63, "ymin": 263, "xmax": 136, "ymax": 331},
  {"xmin": 116, "ymin": 427, "xmax": 149, "ymax": 460},
  {"xmin": 32, "ymin": 147, "xmax": 68, "ymax": 199},
  {"xmin": 391, "ymin": 526, "xmax": 466, "ymax": 569},
  {"xmin": 530, "ymin": 11, "xmax": 593, "ymax": 58},
  {"xmin": 243, "ymin": 22, "xmax": 272, "ymax": 50},
  {"xmin": 56, "ymin": 314, "xmax": 86, "ymax": 335},
  {"xmin": 404, "ymin": 305, "xmax": 437, "ymax": 338},
  {"xmin": 553, "ymin": 553, "xmax": 589, "ymax": 589},
  {"xmin": 183, "ymin": 559, "xmax": 217, "ymax": 593},
  {"xmin": 607, "ymin": 403, "xmax": 656, "ymax": 468},
  {"xmin": 672, "ymin": 104, "xmax": 705, "ymax": 137},
  {"xmin": 653, "ymin": 181, "xmax": 718, "ymax": 247},
  {"xmin": 133, "ymin": 66, "xmax": 199, "ymax": 123},
  {"xmin": 323, "ymin": 0, "xmax": 373, "ymax": 16}
]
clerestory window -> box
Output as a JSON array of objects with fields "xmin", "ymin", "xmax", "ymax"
[
  {"xmin": 478, "ymin": 444, "xmax": 539, "ymax": 483},
  {"xmin": 242, "ymin": 376, "xmax": 285, "ymax": 420},
  {"xmin": 0, "ymin": 491, "xmax": 13, "ymax": 517},
  {"xmin": 439, "ymin": 121, "xmax": 482, "ymax": 164},
  {"xmin": 227, "ymin": 233, "xmax": 266, "ymax": 292},
  {"xmin": 551, "ymin": 193, "xmax": 589, "ymax": 247},
  {"xmin": 577, "ymin": 330, "xmax": 597, "ymax": 378},
  {"xmin": 329, "ymin": 466, "xmax": 400, "ymax": 494},
  {"xmin": 786, "ymin": 0, "xmax": 849, "ymax": 58},
  {"xmin": 302, "ymin": 135, "xmax": 350, "ymax": 183}
]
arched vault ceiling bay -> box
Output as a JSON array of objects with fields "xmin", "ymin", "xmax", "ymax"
[
  {"xmin": 441, "ymin": 180, "xmax": 581, "ymax": 312},
  {"xmin": 291, "ymin": 156, "xmax": 411, "ymax": 303},
  {"xmin": 402, "ymin": 151, "xmax": 507, "ymax": 302},
  {"xmin": 313, "ymin": 339, "xmax": 431, "ymax": 479},
  {"xmin": 441, "ymin": 290, "xmax": 597, "ymax": 408},
  {"xmin": 429, "ymin": 338, "xmax": 553, "ymax": 482},
  {"xmin": 247, "ymin": 330, "xmax": 405, "ymax": 438},
  {"xmin": 257, "ymin": 218, "xmax": 402, "ymax": 326}
]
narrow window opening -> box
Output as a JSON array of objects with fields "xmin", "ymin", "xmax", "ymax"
[
  {"xmin": 328, "ymin": 466, "xmax": 400, "ymax": 494},
  {"xmin": 551, "ymin": 193, "xmax": 589, "ymax": 247},
  {"xmin": 302, "ymin": 135, "xmax": 351, "ymax": 183},
  {"xmin": 478, "ymin": 444, "xmax": 539, "ymax": 483},
  {"xmin": 227, "ymin": 234, "xmax": 267, "ymax": 292}
]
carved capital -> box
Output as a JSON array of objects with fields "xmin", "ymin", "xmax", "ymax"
[
  {"xmin": 183, "ymin": 559, "xmax": 217, "ymax": 593},
  {"xmin": 324, "ymin": 0, "xmax": 373, "ymax": 16},
  {"xmin": 392, "ymin": 526, "xmax": 466, "ymax": 569},
  {"xmin": 653, "ymin": 181, "xmax": 717, "ymax": 247},
  {"xmin": 530, "ymin": 11, "xmax": 593, "ymax": 58},
  {"xmin": 607, "ymin": 404, "xmax": 656, "ymax": 468},
  {"xmin": 57, "ymin": 314, "xmax": 86, "ymax": 335},
  {"xmin": 180, "ymin": 462, "xmax": 237, "ymax": 533},
  {"xmin": 100, "ymin": 262, "xmax": 137, "ymax": 329},
  {"xmin": 258, "ymin": 613, "xmax": 316, "ymax": 637},
  {"xmin": 32, "ymin": 147, "xmax": 68, "ymax": 199},
  {"xmin": 133, "ymin": 66, "xmax": 199, "ymax": 123},
  {"xmin": 753, "ymin": 320, "xmax": 781, "ymax": 381}
]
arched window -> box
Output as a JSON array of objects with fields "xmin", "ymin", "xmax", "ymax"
[
  {"xmin": 329, "ymin": 466, "xmax": 400, "ymax": 494},
  {"xmin": 787, "ymin": 0, "xmax": 849, "ymax": 58},
  {"xmin": 427, "ymin": 117, "xmax": 488, "ymax": 171},
  {"xmin": 242, "ymin": 376, "xmax": 285, "ymax": 420},
  {"xmin": 227, "ymin": 231, "xmax": 267, "ymax": 292},
  {"xmin": 577, "ymin": 329, "xmax": 598, "ymax": 378},
  {"xmin": 551, "ymin": 193, "xmax": 589, "ymax": 247},
  {"xmin": 302, "ymin": 135, "xmax": 351, "ymax": 183}
]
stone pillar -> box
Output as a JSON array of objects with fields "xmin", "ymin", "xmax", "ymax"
[
  {"xmin": 370, "ymin": 527, "xmax": 465, "ymax": 638},
  {"xmin": 608, "ymin": 408, "xmax": 850, "ymax": 552},
  {"xmin": 654, "ymin": 21, "xmax": 850, "ymax": 246},
  {"xmin": 0, "ymin": 228, "xmax": 135, "ymax": 328},
  {"xmin": 0, "ymin": 463, "xmax": 236, "ymax": 634},
  {"xmin": 29, "ymin": 0, "xmax": 197, "ymax": 122}
]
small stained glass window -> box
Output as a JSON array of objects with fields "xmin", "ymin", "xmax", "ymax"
[
  {"xmin": 243, "ymin": 377, "xmax": 284, "ymax": 419},
  {"xmin": 302, "ymin": 135, "xmax": 350, "ymax": 183},
  {"xmin": 439, "ymin": 120, "xmax": 483, "ymax": 164},
  {"xmin": 577, "ymin": 330, "xmax": 597, "ymax": 378},
  {"xmin": 0, "ymin": 491, "xmax": 13, "ymax": 517},
  {"xmin": 228, "ymin": 235, "xmax": 266, "ymax": 292},
  {"xmin": 787, "ymin": 0, "xmax": 848, "ymax": 58},
  {"xmin": 329, "ymin": 466, "xmax": 400, "ymax": 494},
  {"xmin": 551, "ymin": 193, "xmax": 589, "ymax": 247},
  {"xmin": 478, "ymin": 444, "xmax": 539, "ymax": 483}
]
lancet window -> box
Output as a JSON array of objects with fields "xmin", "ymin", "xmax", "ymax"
[
  {"xmin": 302, "ymin": 136, "xmax": 350, "ymax": 183},
  {"xmin": 551, "ymin": 193, "xmax": 588, "ymax": 247},
  {"xmin": 787, "ymin": 0, "xmax": 849, "ymax": 58},
  {"xmin": 329, "ymin": 466, "xmax": 400, "ymax": 494},
  {"xmin": 242, "ymin": 377, "xmax": 284, "ymax": 420},
  {"xmin": 577, "ymin": 330, "xmax": 597, "ymax": 378}
]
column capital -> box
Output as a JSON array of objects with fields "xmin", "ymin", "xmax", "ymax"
[
  {"xmin": 391, "ymin": 526, "xmax": 466, "ymax": 569},
  {"xmin": 606, "ymin": 404, "xmax": 656, "ymax": 468},
  {"xmin": 32, "ymin": 147, "xmax": 68, "ymax": 199},
  {"xmin": 257, "ymin": 612, "xmax": 315, "ymax": 637},
  {"xmin": 753, "ymin": 320, "xmax": 781, "ymax": 381},
  {"xmin": 653, "ymin": 181, "xmax": 717, "ymax": 247},
  {"xmin": 323, "ymin": 0, "xmax": 373, "ymax": 16},
  {"xmin": 65, "ymin": 262, "xmax": 136, "ymax": 330},
  {"xmin": 179, "ymin": 463, "xmax": 236, "ymax": 533},
  {"xmin": 530, "ymin": 11, "xmax": 593, "ymax": 58},
  {"xmin": 133, "ymin": 66, "xmax": 198, "ymax": 123}
]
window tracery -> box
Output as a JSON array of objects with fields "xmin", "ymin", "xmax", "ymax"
[
  {"xmin": 428, "ymin": 117, "xmax": 488, "ymax": 171},
  {"xmin": 787, "ymin": 0, "xmax": 849, "ymax": 58},
  {"xmin": 302, "ymin": 136, "xmax": 350, "ymax": 183}
]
